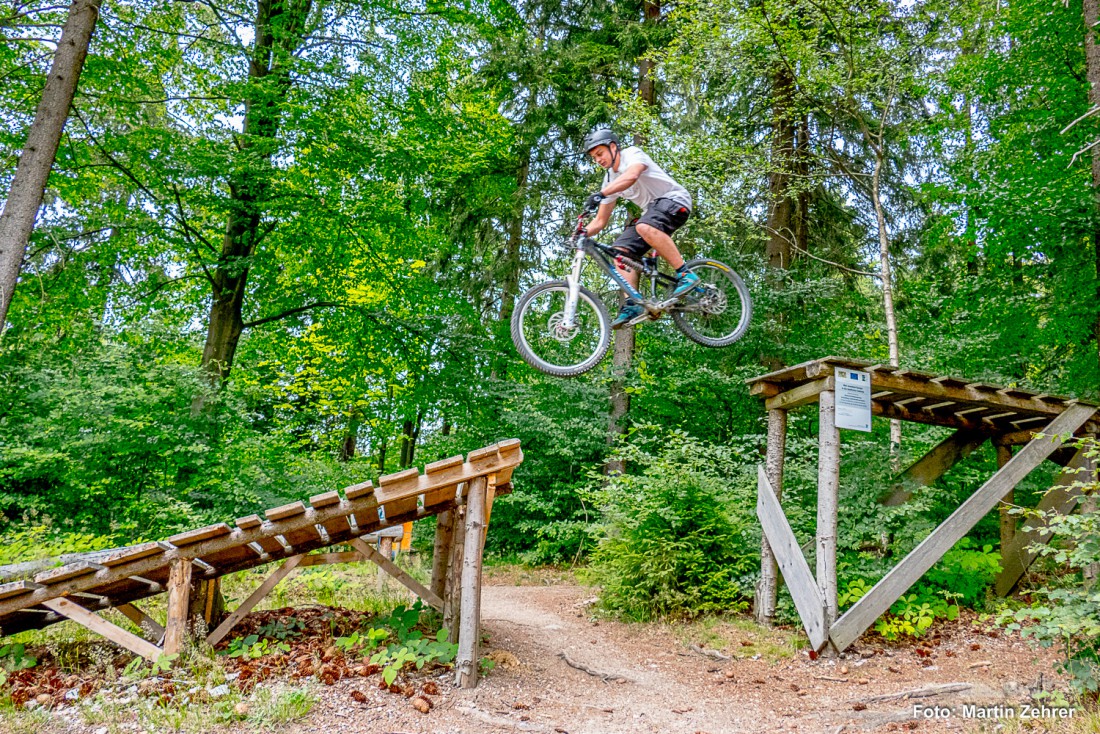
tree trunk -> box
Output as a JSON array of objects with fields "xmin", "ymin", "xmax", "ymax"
[
  {"xmin": 198, "ymin": 0, "xmax": 312, "ymax": 383},
  {"xmin": 340, "ymin": 411, "xmax": 359, "ymax": 462},
  {"xmin": 0, "ymin": 0, "xmax": 102, "ymax": 331},
  {"xmin": 1083, "ymin": 0, "xmax": 1100, "ymax": 375},
  {"xmin": 872, "ymin": 154, "xmax": 902, "ymax": 457},
  {"xmin": 607, "ymin": 0, "xmax": 661, "ymax": 474},
  {"xmin": 766, "ymin": 63, "xmax": 797, "ymax": 271}
]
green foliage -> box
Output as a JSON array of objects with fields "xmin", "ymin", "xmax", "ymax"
[
  {"xmin": 1002, "ymin": 438, "xmax": 1100, "ymax": 699},
  {"xmin": 121, "ymin": 653, "xmax": 177, "ymax": 680},
  {"xmin": 222, "ymin": 635, "xmax": 290, "ymax": 660},
  {"xmin": 368, "ymin": 629, "xmax": 458, "ymax": 686},
  {"xmin": 585, "ymin": 428, "xmax": 757, "ymax": 620},
  {"xmin": 257, "ymin": 618, "xmax": 305, "ymax": 641}
]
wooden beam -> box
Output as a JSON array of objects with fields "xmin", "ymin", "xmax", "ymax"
[
  {"xmin": 115, "ymin": 602, "xmax": 165, "ymax": 642},
  {"xmin": 348, "ymin": 538, "xmax": 443, "ymax": 611},
  {"xmin": 995, "ymin": 447, "xmax": 1095, "ymax": 596},
  {"xmin": 829, "ymin": 403, "xmax": 1097, "ymax": 652},
  {"xmin": 867, "ymin": 372, "xmax": 1086, "ymax": 418},
  {"xmin": 163, "ymin": 558, "xmax": 192, "ymax": 656},
  {"xmin": 455, "ymin": 475, "xmax": 488, "ymax": 688},
  {"xmin": 880, "ymin": 430, "xmax": 988, "ymax": 506},
  {"xmin": 205, "ymin": 555, "xmax": 303, "ymax": 647},
  {"xmin": 756, "ymin": 467, "xmax": 827, "ymax": 650},
  {"xmin": 296, "ymin": 551, "xmax": 363, "ymax": 567},
  {"xmin": 817, "ymin": 389, "xmax": 841, "ymax": 632},
  {"xmin": 431, "ymin": 510, "xmax": 455, "ymax": 602},
  {"xmin": 43, "ymin": 598, "xmax": 161, "ymax": 662},
  {"xmin": 996, "ymin": 445, "xmax": 1015, "ymax": 553},
  {"xmin": 444, "ymin": 506, "xmax": 465, "ymax": 643},
  {"xmin": 765, "ymin": 377, "xmax": 833, "ymax": 411},
  {"xmin": 755, "ymin": 408, "xmax": 787, "ymax": 626}
]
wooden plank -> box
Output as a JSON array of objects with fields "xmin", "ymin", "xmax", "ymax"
[
  {"xmin": 297, "ymin": 551, "xmax": 363, "ymax": 567},
  {"xmin": 116, "ymin": 603, "xmax": 166, "ymax": 641},
  {"xmin": 344, "ymin": 480, "xmax": 375, "ymax": 500},
  {"xmin": 870, "ymin": 372, "xmax": 1093, "ymax": 418},
  {"xmin": 0, "ymin": 580, "xmax": 43, "ymax": 601},
  {"xmin": 481, "ymin": 474, "xmax": 498, "ymax": 548},
  {"xmin": 997, "ymin": 445, "xmax": 1015, "ymax": 554},
  {"xmin": 235, "ymin": 514, "xmax": 262, "ymax": 530},
  {"xmin": 309, "ymin": 491, "xmax": 341, "ymax": 509},
  {"xmin": 424, "ymin": 455, "xmax": 464, "ymax": 475},
  {"xmin": 996, "ymin": 447, "xmax": 1095, "ymax": 596},
  {"xmin": 455, "ymin": 476, "xmax": 488, "ymax": 688},
  {"xmin": 43, "ymin": 598, "xmax": 162, "ymax": 662},
  {"xmin": 817, "ymin": 389, "xmax": 840, "ymax": 632},
  {"xmin": 755, "ymin": 408, "xmax": 787, "ymax": 626},
  {"xmin": 206, "ymin": 555, "xmax": 304, "ymax": 647},
  {"xmin": 757, "ymin": 467, "xmax": 827, "ymax": 649},
  {"xmin": 348, "ymin": 538, "xmax": 443, "ymax": 611},
  {"xmin": 100, "ymin": 543, "xmax": 165, "ymax": 567},
  {"xmin": 168, "ymin": 523, "xmax": 231, "ymax": 547},
  {"xmin": 266, "ymin": 502, "xmax": 306, "ymax": 521},
  {"xmin": 378, "ymin": 468, "xmax": 420, "ymax": 494},
  {"xmin": 749, "ymin": 381, "xmax": 782, "ymax": 398},
  {"xmin": 163, "ymin": 558, "xmax": 192, "ymax": 656},
  {"xmin": 35, "ymin": 562, "xmax": 104, "ymax": 585},
  {"xmin": 880, "ymin": 430, "xmax": 988, "ymax": 506},
  {"xmin": 765, "ymin": 377, "xmax": 833, "ymax": 412},
  {"xmin": 829, "ymin": 403, "xmax": 1097, "ymax": 652}
]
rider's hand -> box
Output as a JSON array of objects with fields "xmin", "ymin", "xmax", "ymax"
[{"xmin": 584, "ymin": 191, "xmax": 605, "ymax": 211}]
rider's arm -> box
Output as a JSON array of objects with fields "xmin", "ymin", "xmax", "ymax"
[
  {"xmin": 599, "ymin": 162, "xmax": 647, "ymax": 197},
  {"xmin": 585, "ymin": 200, "xmax": 616, "ymax": 235}
]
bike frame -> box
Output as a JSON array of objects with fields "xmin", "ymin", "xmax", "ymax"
[{"xmin": 561, "ymin": 214, "xmax": 678, "ymax": 328}]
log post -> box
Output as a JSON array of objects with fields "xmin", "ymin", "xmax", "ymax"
[
  {"xmin": 817, "ymin": 388, "xmax": 841, "ymax": 634},
  {"xmin": 444, "ymin": 504, "xmax": 466, "ymax": 643},
  {"xmin": 997, "ymin": 445, "xmax": 1015, "ymax": 553},
  {"xmin": 455, "ymin": 475, "xmax": 488, "ymax": 688},
  {"xmin": 377, "ymin": 537, "xmax": 393, "ymax": 591},
  {"xmin": 431, "ymin": 509, "xmax": 455, "ymax": 602},
  {"xmin": 756, "ymin": 408, "xmax": 788, "ymax": 626},
  {"xmin": 164, "ymin": 558, "xmax": 193, "ymax": 656}
]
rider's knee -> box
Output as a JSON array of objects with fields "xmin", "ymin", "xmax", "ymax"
[{"xmin": 635, "ymin": 222, "xmax": 657, "ymax": 238}]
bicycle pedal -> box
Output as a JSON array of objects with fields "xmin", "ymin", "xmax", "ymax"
[{"xmin": 626, "ymin": 312, "xmax": 653, "ymax": 327}]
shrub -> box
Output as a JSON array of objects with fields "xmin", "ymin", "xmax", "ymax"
[
  {"xmin": 1002, "ymin": 437, "xmax": 1100, "ymax": 700},
  {"xmin": 584, "ymin": 428, "xmax": 757, "ymax": 620}
]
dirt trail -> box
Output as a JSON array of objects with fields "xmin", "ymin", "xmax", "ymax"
[{"xmin": 291, "ymin": 584, "xmax": 1074, "ymax": 734}]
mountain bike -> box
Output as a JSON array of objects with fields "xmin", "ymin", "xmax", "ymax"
[{"xmin": 510, "ymin": 207, "xmax": 752, "ymax": 377}]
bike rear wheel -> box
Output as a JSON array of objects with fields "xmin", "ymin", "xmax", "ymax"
[
  {"xmin": 511, "ymin": 280, "xmax": 612, "ymax": 377},
  {"xmin": 667, "ymin": 258, "xmax": 752, "ymax": 347}
]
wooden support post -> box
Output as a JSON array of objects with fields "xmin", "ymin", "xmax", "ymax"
[
  {"xmin": 817, "ymin": 388, "xmax": 841, "ymax": 633},
  {"xmin": 830, "ymin": 403, "xmax": 1096, "ymax": 651},
  {"xmin": 755, "ymin": 408, "xmax": 788, "ymax": 626},
  {"xmin": 377, "ymin": 537, "xmax": 393, "ymax": 591},
  {"xmin": 116, "ymin": 602, "xmax": 166, "ymax": 642},
  {"xmin": 455, "ymin": 475, "xmax": 488, "ymax": 689},
  {"xmin": 431, "ymin": 510, "xmax": 454, "ymax": 602},
  {"xmin": 163, "ymin": 557, "xmax": 192, "ymax": 656},
  {"xmin": 880, "ymin": 430, "xmax": 988, "ymax": 506},
  {"xmin": 348, "ymin": 538, "xmax": 443, "ymax": 610},
  {"xmin": 996, "ymin": 445, "xmax": 1015, "ymax": 553},
  {"xmin": 43, "ymin": 598, "xmax": 162, "ymax": 662},
  {"xmin": 444, "ymin": 504, "xmax": 466, "ymax": 643},
  {"xmin": 206, "ymin": 555, "xmax": 303, "ymax": 647}
]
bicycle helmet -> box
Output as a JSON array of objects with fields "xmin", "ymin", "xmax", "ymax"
[{"xmin": 583, "ymin": 129, "xmax": 620, "ymax": 154}]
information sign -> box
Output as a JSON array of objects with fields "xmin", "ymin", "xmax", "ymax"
[{"xmin": 834, "ymin": 367, "xmax": 872, "ymax": 432}]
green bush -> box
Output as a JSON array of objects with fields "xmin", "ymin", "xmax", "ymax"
[
  {"xmin": 584, "ymin": 428, "xmax": 757, "ymax": 620},
  {"xmin": 1002, "ymin": 437, "xmax": 1100, "ymax": 700}
]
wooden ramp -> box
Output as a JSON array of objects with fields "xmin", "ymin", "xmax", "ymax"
[{"xmin": 0, "ymin": 439, "xmax": 522, "ymax": 688}]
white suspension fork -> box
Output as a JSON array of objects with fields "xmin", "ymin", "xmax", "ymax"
[{"xmin": 562, "ymin": 248, "xmax": 586, "ymax": 328}]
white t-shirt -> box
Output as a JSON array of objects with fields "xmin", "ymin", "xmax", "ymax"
[{"xmin": 603, "ymin": 146, "xmax": 692, "ymax": 212}]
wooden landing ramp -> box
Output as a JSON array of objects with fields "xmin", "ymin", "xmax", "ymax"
[{"xmin": 0, "ymin": 440, "xmax": 522, "ymax": 688}]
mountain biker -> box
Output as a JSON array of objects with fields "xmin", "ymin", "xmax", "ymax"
[{"xmin": 581, "ymin": 128, "xmax": 699, "ymax": 329}]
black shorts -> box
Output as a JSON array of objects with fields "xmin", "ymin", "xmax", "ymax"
[{"xmin": 612, "ymin": 198, "xmax": 691, "ymax": 258}]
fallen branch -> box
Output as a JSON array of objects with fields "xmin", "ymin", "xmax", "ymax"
[
  {"xmin": 855, "ymin": 683, "xmax": 972, "ymax": 704},
  {"xmin": 690, "ymin": 643, "xmax": 731, "ymax": 661},
  {"xmin": 558, "ymin": 652, "xmax": 631, "ymax": 683},
  {"xmin": 815, "ymin": 675, "xmax": 850, "ymax": 683}
]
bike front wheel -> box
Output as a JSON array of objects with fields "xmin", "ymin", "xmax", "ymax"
[
  {"xmin": 668, "ymin": 258, "xmax": 752, "ymax": 348},
  {"xmin": 511, "ymin": 280, "xmax": 611, "ymax": 377}
]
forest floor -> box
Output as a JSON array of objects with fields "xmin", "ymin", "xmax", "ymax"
[{"xmin": 3, "ymin": 566, "xmax": 1097, "ymax": 734}]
